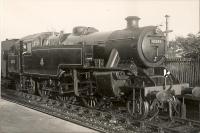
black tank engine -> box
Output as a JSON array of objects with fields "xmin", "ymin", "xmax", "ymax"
[{"xmin": 2, "ymin": 16, "xmax": 187, "ymax": 119}]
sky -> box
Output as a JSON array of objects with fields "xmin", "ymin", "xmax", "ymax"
[{"xmin": 0, "ymin": 0, "xmax": 199, "ymax": 42}]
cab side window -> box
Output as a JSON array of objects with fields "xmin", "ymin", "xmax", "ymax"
[
  {"xmin": 27, "ymin": 42, "xmax": 32, "ymax": 53},
  {"xmin": 23, "ymin": 43, "xmax": 27, "ymax": 51},
  {"xmin": 23, "ymin": 42, "xmax": 32, "ymax": 53}
]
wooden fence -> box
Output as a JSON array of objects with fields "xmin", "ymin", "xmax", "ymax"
[{"xmin": 165, "ymin": 55, "xmax": 200, "ymax": 87}]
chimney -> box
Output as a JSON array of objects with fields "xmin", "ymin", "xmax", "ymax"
[{"xmin": 125, "ymin": 16, "xmax": 140, "ymax": 29}]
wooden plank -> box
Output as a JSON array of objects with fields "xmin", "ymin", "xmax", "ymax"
[
  {"xmin": 166, "ymin": 56, "xmax": 200, "ymax": 87},
  {"xmin": 144, "ymin": 83, "xmax": 189, "ymax": 96}
]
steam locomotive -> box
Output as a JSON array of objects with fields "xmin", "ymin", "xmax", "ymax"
[{"xmin": 2, "ymin": 16, "xmax": 188, "ymax": 119}]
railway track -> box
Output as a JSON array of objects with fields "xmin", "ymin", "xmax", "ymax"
[{"xmin": 1, "ymin": 87, "xmax": 200, "ymax": 133}]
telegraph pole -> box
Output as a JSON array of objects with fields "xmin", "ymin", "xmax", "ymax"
[
  {"xmin": 164, "ymin": 15, "xmax": 173, "ymax": 57},
  {"xmin": 165, "ymin": 15, "xmax": 173, "ymax": 47}
]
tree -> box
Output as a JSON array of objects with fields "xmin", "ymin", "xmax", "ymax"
[{"xmin": 168, "ymin": 33, "xmax": 200, "ymax": 58}]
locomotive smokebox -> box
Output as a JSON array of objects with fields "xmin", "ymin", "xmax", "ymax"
[{"xmin": 125, "ymin": 16, "xmax": 140, "ymax": 29}]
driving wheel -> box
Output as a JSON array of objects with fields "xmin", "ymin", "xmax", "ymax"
[
  {"xmin": 127, "ymin": 97, "xmax": 149, "ymax": 120},
  {"xmin": 38, "ymin": 80, "xmax": 51, "ymax": 99}
]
